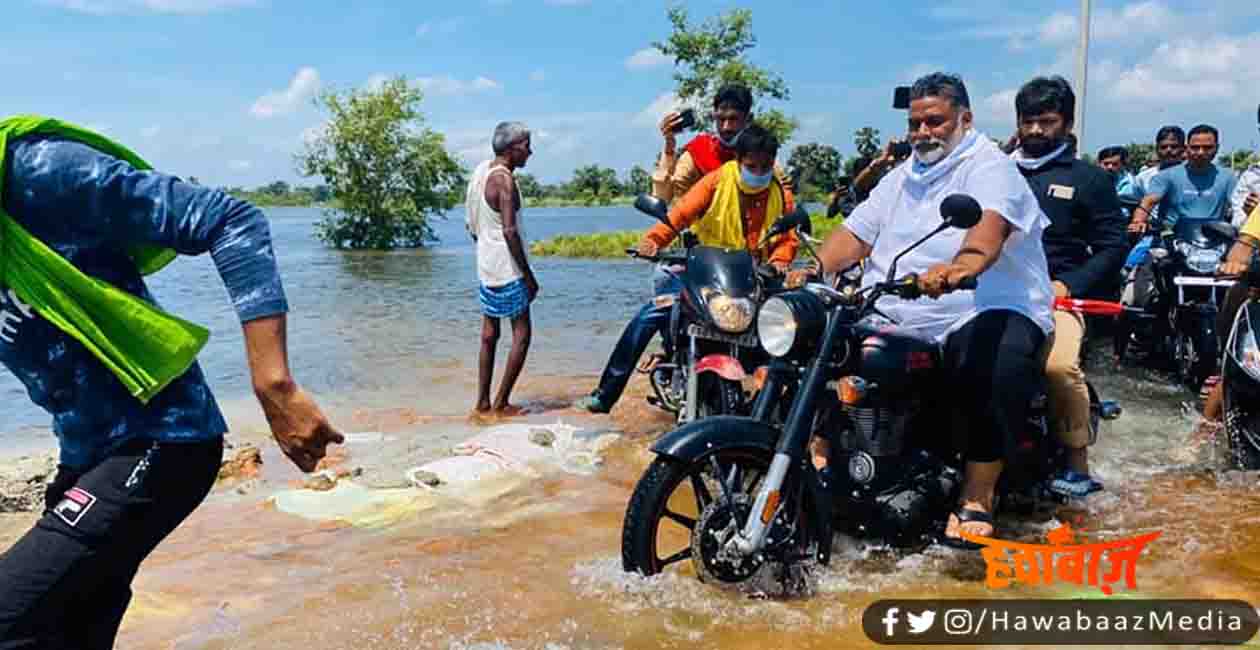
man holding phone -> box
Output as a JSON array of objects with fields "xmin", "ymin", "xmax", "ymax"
[
  {"xmin": 652, "ymin": 85, "xmax": 771, "ymax": 202},
  {"xmin": 1229, "ymin": 104, "xmax": 1260, "ymax": 228}
]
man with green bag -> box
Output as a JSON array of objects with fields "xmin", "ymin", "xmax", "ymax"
[{"xmin": 0, "ymin": 116, "xmax": 341, "ymax": 649}]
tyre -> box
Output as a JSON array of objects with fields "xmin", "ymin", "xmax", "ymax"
[
  {"xmin": 1223, "ymin": 388, "xmax": 1260, "ymax": 470},
  {"xmin": 621, "ymin": 448, "xmax": 773, "ymax": 582}
]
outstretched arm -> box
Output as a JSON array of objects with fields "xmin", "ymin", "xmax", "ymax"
[{"xmin": 7, "ymin": 137, "xmax": 341, "ymax": 471}]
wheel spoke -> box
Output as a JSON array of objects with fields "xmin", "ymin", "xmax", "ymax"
[
  {"xmin": 659, "ymin": 547, "xmax": 692, "ymax": 567},
  {"xmin": 663, "ymin": 508, "xmax": 696, "ymax": 530},
  {"xmin": 689, "ymin": 472, "xmax": 713, "ymax": 511}
]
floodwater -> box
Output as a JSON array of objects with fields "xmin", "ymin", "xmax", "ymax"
[{"xmin": 2, "ymin": 207, "xmax": 1259, "ymax": 649}]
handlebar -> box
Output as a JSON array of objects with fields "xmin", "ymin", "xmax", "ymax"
[{"xmin": 624, "ymin": 248, "xmax": 686, "ymax": 265}]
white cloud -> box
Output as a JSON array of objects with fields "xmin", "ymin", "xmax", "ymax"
[
  {"xmin": 1038, "ymin": 1, "xmax": 1178, "ymax": 46},
  {"xmin": 625, "ymin": 48, "xmax": 671, "ymax": 70},
  {"xmin": 529, "ymin": 69, "xmax": 546, "ymax": 82},
  {"xmin": 1105, "ymin": 32, "xmax": 1260, "ymax": 106},
  {"xmin": 42, "ymin": 0, "xmax": 258, "ymax": 13},
  {"xmin": 416, "ymin": 17, "xmax": 462, "ymax": 38},
  {"xmin": 415, "ymin": 75, "xmax": 502, "ymax": 96},
  {"xmin": 140, "ymin": 125, "xmax": 162, "ymax": 139},
  {"xmin": 250, "ymin": 67, "xmax": 321, "ymax": 119},
  {"xmin": 633, "ymin": 93, "xmax": 683, "ymax": 127},
  {"xmin": 228, "ymin": 160, "xmax": 252, "ymax": 171},
  {"xmin": 981, "ymin": 89, "xmax": 1018, "ymax": 126}
]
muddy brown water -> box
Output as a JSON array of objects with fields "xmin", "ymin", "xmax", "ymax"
[{"xmin": 2, "ymin": 208, "xmax": 1259, "ymax": 648}]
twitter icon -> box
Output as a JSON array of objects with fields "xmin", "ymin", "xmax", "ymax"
[{"xmin": 908, "ymin": 610, "xmax": 937, "ymax": 635}]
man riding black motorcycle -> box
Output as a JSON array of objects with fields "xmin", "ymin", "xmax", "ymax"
[
  {"xmin": 1009, "ymin": 76, "xmax": 1127, "ymax": 499},
  {"xmin": 813, "ymin": 73, "xmax": 1054, "ymax": 548},
  {"xmin": 1203, "ymin": 203, "xmax": 1260, "ymax": 424},
  {"xmin": 575, "ymin": 125, "xmax": 798, "ymax": 414}
]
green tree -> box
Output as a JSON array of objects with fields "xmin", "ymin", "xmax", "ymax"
[
  {"xmin": 515, "ymin": 172, "xmax": 543, "ymax": 199},
  {"xmin": 298, "ymin": 77, "xmax": 465, "ymax": 249},
  {"xmin": 854, "ymin": 127, "xmax": 881, "ymax": 159},
  {"xmin": 787, "ymin": 143, "xmax": 842, "ymax": 197},
  {"xmin": 1223, "ymin": 148, "xmax": 1258, "ymax": 171},
  {"xmin": 1124, "ymin": 143, "xmax": 1157, "ymax": 173},
  {"xmin": 653, "ymin": 6, "xmax": 798, "ymax": 144},
  {"xmin": 571, "ymin": 164, "xmax": 621, "ymax": 204},
  {"xmin": 628, "ymin": 165, "xmax": 652, "ymax": 195},
  {"xmin": 264, "ymin": 180, "xmax": 291, "ymax": 196}
]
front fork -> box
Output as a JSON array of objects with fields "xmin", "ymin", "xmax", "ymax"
[
  {"xmin": 683, "ymin": 334, "xmax": 699, "ymax": 423},
  {"xmin": 729, "ymin": 312, "xmax": 841, "ymax": 557}
]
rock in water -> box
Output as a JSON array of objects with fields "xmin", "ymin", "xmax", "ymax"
[
  {"xmin": 218, "ymin": 445, "xmax": 263, "ymax": 481},
  {"xmin": 0, "ymin": 455, "xmax": 57, "ymax": 513},
  {"xmin": 410, "ymin": 470, "xmax": 442, "ymax": 487},
  {"xmin": 529, "ymin": 428, "xmax": 557, "ymax": 447}
]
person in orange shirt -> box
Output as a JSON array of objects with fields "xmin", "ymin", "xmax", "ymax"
[{"xmin": 575, "ymin": 125, "xmax": 797, "ymax": 413}]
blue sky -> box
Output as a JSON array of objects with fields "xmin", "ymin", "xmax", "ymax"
[{"xmin": 5, "ymin": 0, "xmax": 1259, "ymax": 187}]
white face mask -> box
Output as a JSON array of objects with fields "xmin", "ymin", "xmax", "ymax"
[{"xmin": 913, "ymin": 116, "xmax": 967, "ymax": 166}]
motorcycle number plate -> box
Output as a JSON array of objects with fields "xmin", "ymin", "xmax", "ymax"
[{"xmin": 687, "ymin": 323, "xmax": 758, "ymax": 347}]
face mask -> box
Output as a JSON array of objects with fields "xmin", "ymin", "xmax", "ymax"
[
  {"xmin": 913, "ymin": 117, "xmax": 967, "ymax": 167},
  {"xmin": 718, "ymin": 127, "xmax": 746, "ymax": 149},
  {"xmin": 739, "ymin": 166, "xmax": 773, "ymax": 191}
]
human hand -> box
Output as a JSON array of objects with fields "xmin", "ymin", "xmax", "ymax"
[
  {"xmin": 257, "ymin": 383, "xmax": 343, "ymax": 473},
  {"xmin": 1128, "ymin": 219, "xmax": 1149, "ymax": 235},
  {"xmin": 918, "ymin": 263, "xmax": 975, "ymax": 298},
  {"xmin": 1244, "ymin": 192, "xmax": 1259, "ymax": 216},
  {"xmin": 659, "ymin": 111, "xmax": 683, "ymax": 151},
  {"xmin": 1052, "ymin": 281, "xmax": 1070, "ymax": 298},
  {"xmin": 636, "ymin": 238, "xmax": 660, "ymax": 259},
  {"xmin": 785, "ymin": 269, "xmax": 810, "ymax": 288},
  {"xmin": 525, "ymin": 275, "xmax": 540, "ymax": 300},
  {"xmin": 1218, "ymin": 259, "xmax": 1249, "ymax": 278}
]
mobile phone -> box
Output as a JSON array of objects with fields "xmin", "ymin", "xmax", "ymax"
[
  {"xmin": 673, "ymin": 108, "xmax": 696, "ymax": 133},
  {"xmin": 893, "ymin": 86, "xmax": 911, "ymax": 110},
  {"xmin": 892, "ymin": 141, "xmax": 912, "ymax": 158}
]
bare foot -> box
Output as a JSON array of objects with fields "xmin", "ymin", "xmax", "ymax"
[
  {"xmin": 944, "ymin": 503, "xmax": 995, "ymax": 541},
  {"xmin": 493, "ymin": 404, "xmax": 527, "ymax": 417}
]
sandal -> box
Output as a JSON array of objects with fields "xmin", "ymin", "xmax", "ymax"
[{"xmin": 941, "ymin": 507, "xmax": 995, "ymax": 551}]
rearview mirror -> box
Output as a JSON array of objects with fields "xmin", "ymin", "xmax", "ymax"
[
  {"xmin": 634, "ymin": 194, "xmax": 670, "ymax": 224},
  {"xmin": 940, "ymin": 194, "xmax": 982, "ymax": 229},
  {"xmin": 1203, "ymin": 221, "xmax": 1239, "ymax": 244}
]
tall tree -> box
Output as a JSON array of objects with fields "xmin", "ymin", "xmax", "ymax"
[
  {"xmin": 854, "ymin": 127, "xmax": 882, "ymax": 159},
  {"xmin": 515, "ymin": 172, "xmax": 543, "ymax": 199},
  {"xmin": 786, "ymin": 143, "xmax": 842, "ymax": 195},
  {"xmin": 627, "ymin": 165, "xmax": 652, "ymax": 195},
  {"xmin": 653, "ymin": 6, "xmax": 798, "ymax": 145},
  {"xmin": 298, "ymin": 77, "xmax": 465, "ymax": 249}
]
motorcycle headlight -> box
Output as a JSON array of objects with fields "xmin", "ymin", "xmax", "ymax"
[
  {"xmin": 1186, "ymin": 246, "xmax": 1223, "ymax": 274},
  {"xmin": 757, "ymin": 291, "xmax": 825, "ymax": 358},
  {"xmin": 1229, "ymin": 312, "xmax": 1260, "ymax": 382},
  {"xmin": 701, "ymin": 288, "xmax": 755, "ymax": 333}
]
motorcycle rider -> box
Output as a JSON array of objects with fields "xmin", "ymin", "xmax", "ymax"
[
  {"xmin": 1125, "ymin": 125, "xmax": 1238, "ymax": 321},
  {"xmin": 1204, "ymin": 201, "xmax": 1260, "ymax": 423},
  {"xmin": 813, "ymin": 73, "xmax": 1054, "ymax": 548},
  {"xmin": 1010, "ymin": 77, "xmax": 1127, "ymax": 498},
  {"xmin": 575, "ymin": 124, "xmax": 798, "ymax": 413},
  {"xmin": 1098, "ymin": 146, "xmax": 1139, "ymax": 220},
  {"xmin": 1228, "ymin": 104, "xmax": 1260, "ymax": 228}
]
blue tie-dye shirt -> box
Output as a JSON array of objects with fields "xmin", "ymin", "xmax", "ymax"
[{"xmin": 0, "ymin": 135, "xmax": 288, "ymax": 469}]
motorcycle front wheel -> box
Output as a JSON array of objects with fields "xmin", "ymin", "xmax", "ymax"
[
  {"xmin": 1223, "ymin": 388, "xmax": 1260, "ymax": 470},
  {"xmin": 621, "ymin": 448, "xmax": 772, "ymax": 583}
]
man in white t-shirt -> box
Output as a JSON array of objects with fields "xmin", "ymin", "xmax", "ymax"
[{"xmin": 813, "ymin": 73, "xmax": 1054, "ymax": 550}]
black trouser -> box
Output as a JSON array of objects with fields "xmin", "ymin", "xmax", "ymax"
[
  {"xmin": 0, "ymin": 437, "xmax": 223, "ymax": 650},
  {"xmin": 942, "ymin": 310, "xmax": 1047, "ymax": 464}
]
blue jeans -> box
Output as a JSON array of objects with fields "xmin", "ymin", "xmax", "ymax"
[{"xmin": 593, "ymin": 275, "xmax": 682, "ymax": 407}]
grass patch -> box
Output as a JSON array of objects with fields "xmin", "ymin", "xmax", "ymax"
[{"xmin": 532, "ymin": 212, "xmax": 844, "ymax": 259}]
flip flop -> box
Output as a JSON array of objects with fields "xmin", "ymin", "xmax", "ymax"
[{"xmin": 940, "ymin": 507, "xmax": 995, "ymax": 551}]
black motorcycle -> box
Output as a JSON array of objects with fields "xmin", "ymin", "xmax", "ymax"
[
  {"xmin": 621, "ymin": 194, "xmax": 1122, "ymax": 586},
  {"xmin": 1119, "ymin": 224, "xmax": 1232, "ymax": 389},
  {"xmin": 626, "ymin": 194, "xmax": 804, "ymax": 423},
  {"xmin": 1203, "ymin": 221, "xmax": 1260, "ymax": 470}
]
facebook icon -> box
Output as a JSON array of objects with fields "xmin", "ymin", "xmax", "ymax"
[{"xmin": 882, "ymin": 606, "xmax": 900, "ymax": 637}]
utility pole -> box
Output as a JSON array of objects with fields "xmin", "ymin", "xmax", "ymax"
[{"xmin": 1075, "ymin": 0, "xmax": 1092, "ymax": 157}]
